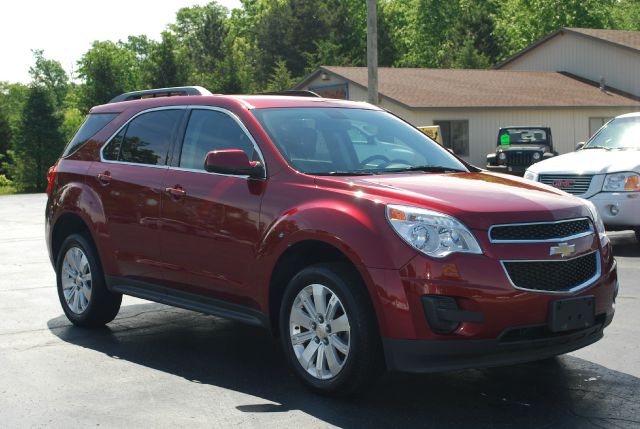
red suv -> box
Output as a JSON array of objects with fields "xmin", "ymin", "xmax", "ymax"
[{"xmin": 46, "ymin": 87, "xmax": 617, "ymax": 395}]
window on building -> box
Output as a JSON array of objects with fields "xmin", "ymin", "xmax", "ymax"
[
  {"xmin": 589, "ymin": 117, "xmax": 612, "ymax": 138},
  {"xmin": 434, "ymin": 120, "xmax": 469, "ymax": 156}
]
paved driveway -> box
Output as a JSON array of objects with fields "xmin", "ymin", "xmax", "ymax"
[{"xmin": 1, "ymin": 193, "xmax": 638, "ymax": 428}]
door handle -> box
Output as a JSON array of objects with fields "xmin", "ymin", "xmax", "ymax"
[
  {"xmin": 97, "ymin": 171, "xmax": 111, "ymax": 185},
  {"xmin": 165, "ymin": 185, "xmax": 186, "ymax": 199}
]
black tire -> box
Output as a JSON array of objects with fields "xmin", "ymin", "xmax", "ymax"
[
  {"xmin": 56, "ymin": 233, "xmax": 122, "ymax": 327},
  {"xmin": 635, "ymin": 228, "xmax": 640, "ymax": 244},
  {"xmin": 279, "ymin": 262, "xmax": 383, "ymax": 395}
]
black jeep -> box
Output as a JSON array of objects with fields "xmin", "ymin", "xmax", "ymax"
[{"xmin": 486, "ymin": 127, "xmax": 557, "ymax": 175}]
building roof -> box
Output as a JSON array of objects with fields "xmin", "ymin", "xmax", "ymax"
[
  {"xmin": 296, "ymin": 66, "xmax": 639, "ymax": 109},
  {"xmin": 496, "ymin": 27, "xmax": 640, "ymax": 69}
]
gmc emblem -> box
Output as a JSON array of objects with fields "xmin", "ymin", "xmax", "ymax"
[{"xmin": 552, "ymin": 179, "xmax": 575, "ymax": 188}]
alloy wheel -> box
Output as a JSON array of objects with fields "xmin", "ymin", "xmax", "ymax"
[{"xmin": 289, "ymin": 284, "xmax": 351, "ymax": 380}]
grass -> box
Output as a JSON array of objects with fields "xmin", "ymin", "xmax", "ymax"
[{"xmin": 0, "ymin": 186, "xmax": 16, "ymax": 195}]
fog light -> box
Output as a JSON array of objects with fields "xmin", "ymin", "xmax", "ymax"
[{"xmin": 609, "ymin": 205, "xmax": 619, "ymax": 215}]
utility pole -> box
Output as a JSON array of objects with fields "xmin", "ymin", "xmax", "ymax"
[{"xmin": 367, "ymin": 0, "xmax": 378, "ymax": 105}]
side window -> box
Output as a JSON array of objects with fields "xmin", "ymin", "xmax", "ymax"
[
  {"xmin": 64, "ymin": 113, "xmax": 118, "ymax": 157},
  {"xmin": 103, "ymin": 128, "xmax": 125, "ymax": 161},
  {"xmin": 119, "ymin": 109, "xmax": 183, "ymax": 165},
  {"xmin": 179, "ymin": 109, "xmax": 255, "ymax": 170}
]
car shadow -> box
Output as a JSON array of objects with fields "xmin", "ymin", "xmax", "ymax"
[
  {"xmin": 48, "ymin": 304, "xmax": 640, "ymax": 429},
  {"xmin": 610, "ymin": 231, "xmax": 640, "ymax": 258}
]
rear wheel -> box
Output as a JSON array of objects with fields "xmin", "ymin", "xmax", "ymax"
[
  {"xmin": 279, "ymin": 263, "xmax": 382, "ymax": 395},
  {"xmin": 56, "ymin": 234, "xmax": 121, "ymax": 327}
]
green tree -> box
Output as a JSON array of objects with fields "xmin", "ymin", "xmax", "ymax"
[
  {"xmin": 77, "ymin": 41, "xmax": 140, "ymax": 111},
  {"xmin": 12, "ymin": 86, "xmax": 64, "ymax": 192},
  {"xmin": 266, "ymin": 59, "xmax": 297, "ymax": 91},
  {"xmin": 28, "ymin": 49, "xmax": 69, "ymax": 108},
  {"xmin": 143, "ymin": 32, "xmax": 188, "ymax": 88},
  {"xmin": 0, "ymin": 109, "xmax": 12, "ymax": 176},
  {"xmin": 494, "ymin": 0, "xmax": 617, "ymax": 57}
]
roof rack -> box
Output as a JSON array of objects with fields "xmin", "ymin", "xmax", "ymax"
[
  {"xmin": 108, "ymin": 86, "xmax": 213, "ymax": 103},
  {"xmin": 257, "ymin": 90, "xmax": 321, "ymax": 98}
]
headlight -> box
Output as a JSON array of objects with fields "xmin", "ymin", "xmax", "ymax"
[
  {"xmin": 532, "ymin": 152, "xmax": 541, "ymax": 160},
  {"xmin": 602, "ymin": 172, "xmax": 640, "ymax": 192},
  {"xmin": 498, "ymin": 152, "xmax": 506, "ymax": 161},
  {"xmin": 583, "ymin": 199, "xmax": 606, "ymax": 236},
  {"xmin": 386, "ymin": 205, "xmax": 482, "ymax": 258},
  {"xmin": 524, "ymin": 170, "xmax": 537, "ymax": 181}
]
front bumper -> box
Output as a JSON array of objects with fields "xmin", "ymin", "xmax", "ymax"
[
  {"xmin": 383, "ymin": 311, "xmax": 612, "ymax": 372},
  {"xmin": 588, "ymin": 192, "xmax": 640, "ymax": 228},
  {"xmin": 366, "ymin": 242, "xmax": 617, "ymax": 372}
]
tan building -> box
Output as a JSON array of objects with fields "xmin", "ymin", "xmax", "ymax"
[
  {"xmin": 496, "ymin": 28, "xmax": 640, "ymax": 98},
  {"xmin": 295, "ymin": 28, "xmax": 640, "ymax": 167}
]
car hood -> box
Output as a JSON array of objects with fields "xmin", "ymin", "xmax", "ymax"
[
  {"xmin": 527, "ymin": 149, "xmax": 640, "ymax": 175},
  {"xmin": 315, "ymin": 172, "xmax": 590, "ymax": 230}
]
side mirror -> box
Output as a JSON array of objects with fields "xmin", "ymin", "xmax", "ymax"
[
  {"xmin": 204, "ymin": 150, "xmax": 265, "ymax": 179},
  {"xmin": 575, "ymin": 142, "xmax": 585, "ymax": 150}
]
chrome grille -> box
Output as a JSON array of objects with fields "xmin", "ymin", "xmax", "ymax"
[{"xmin": 539, "ymin": 174, "xmax": 593, "ymax": 195}]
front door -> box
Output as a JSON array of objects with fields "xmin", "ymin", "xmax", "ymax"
[{"xmin": 159, "ymin": 107, "xmax": 266, "ymax": 306}]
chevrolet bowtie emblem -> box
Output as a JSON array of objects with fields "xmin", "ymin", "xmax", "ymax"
[{"xmin": 550, "ymin": 242, "xmax": 576, "ymax": 258}]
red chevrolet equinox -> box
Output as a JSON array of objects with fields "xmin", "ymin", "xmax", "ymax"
[{"xmin": 46, "ymin": 87, "xmax": 617, "ymax": 395}]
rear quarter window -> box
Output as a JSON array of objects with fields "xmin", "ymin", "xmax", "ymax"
[{"xmin": 63, "ymin": 113, "xmax": 118, "ymax": 157}]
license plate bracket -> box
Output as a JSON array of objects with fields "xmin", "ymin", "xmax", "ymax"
[{"xmin": 548, "ymin": 296, "xmax": 595, "ymax": 333}]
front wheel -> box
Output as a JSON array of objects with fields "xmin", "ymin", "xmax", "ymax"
[
  {"xmin": 279, "ymin": 263, "xmax": 382, "ymax": 395},
  {"xmin": 56, "ymin": 234, "xmax": 122, "ymax": 327}
]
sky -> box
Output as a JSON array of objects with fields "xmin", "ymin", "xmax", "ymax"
[{"xmin": 0, "ymin": 0, "xmax": 242, "ymax": 84}]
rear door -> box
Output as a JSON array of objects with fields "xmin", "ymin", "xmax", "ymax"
[
  {"xmin": 159, "ymin": 107, "xmax": 266, "ymax": 304},
  {"xmin": 88, "ymin": 107, "xmax": 186, "ymax": 284}
]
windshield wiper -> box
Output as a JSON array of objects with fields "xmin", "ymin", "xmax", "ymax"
[
  {"xmin": 582, "ymin": 145, "xmax": 611, "ymax": 150},
  {"xmin": 317, "ymin": 171, "xmax": 377, "ymax": 176},
  {"xmin": 383, "ymin": 165, "xmax": 467, "ymax": 173}
]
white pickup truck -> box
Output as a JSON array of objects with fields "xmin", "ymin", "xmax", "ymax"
[{"xmin": 525, "ymin": 112, "xmax": 640, "ymax": 244}]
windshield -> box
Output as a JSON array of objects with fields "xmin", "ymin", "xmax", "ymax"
[
  {"xmin": 498, "ymin": 128, "xmax": 548, "ymax": 145},
  {"xmin": 251, "ymin": 107, "xmax": 467, "ymax": 175},
  {"xmin": 585, "ymin": 116, "xmax": 640, "ymax": 150}
]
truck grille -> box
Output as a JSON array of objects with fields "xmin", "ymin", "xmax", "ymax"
[
  {"xmin": 539, "ymin": 174, "xmax": 593, "ymax": 195},
  {"xmin": 490, "ymin": 218, "xmax": 592, "ymax": 242},
  {"xmin": 506, "ymin": 151, "xmax": 534, "ymax": 166},
  {"xmin": 502, "ymin": 251, "xmax": 599, "ymax": 293}
]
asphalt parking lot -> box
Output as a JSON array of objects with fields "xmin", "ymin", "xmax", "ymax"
[{"xmin": 0, "ymin": 193, "xmax": 638, "ymax": 428}]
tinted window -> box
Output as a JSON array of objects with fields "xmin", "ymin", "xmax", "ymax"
[
  {"xmin": 102, "ymin": 128, "xmax": 125, "ymax": 161},
  {"xmin": 179, "ymin": 109, "xmax": 255, "ymax": 170},
  {"xmin": 120, "ymin": 110, "xmax": 183, "ymax": 165},
  {"xmin": 63, "ymin": 113, "xmax": 118, "ymax": 156},
  {"xmin": 434, "ymin": 120, "xmax": 469, "ymax": 156},
  {"xmin": 252, "ymin": 107, "xmax": 466, "ymax": 175}
]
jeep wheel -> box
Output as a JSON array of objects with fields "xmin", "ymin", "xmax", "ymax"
[
  {"xmin": 279, "ymin": 263, "xmax": 382, "ymax": 395},
  {"xmin": 56, "ymin": 234, "xmax": 122, "ymax": 327},
  {"xmin": 635, "ymin": 228, "xmax": 640, "ymax": 244}
]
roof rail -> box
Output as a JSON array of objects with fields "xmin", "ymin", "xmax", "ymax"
[
  {"xmin": 257, "ymin": 90, "xmax": 321, "ymax": 98},
  {"xmin": 108, "ymin": 86, "xmax": 212, "ymax": 103}
]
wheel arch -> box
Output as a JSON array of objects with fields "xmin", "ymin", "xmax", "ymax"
[{"xmin": 267, "ymin": 239, "xmax": 383, "ymax": 337}]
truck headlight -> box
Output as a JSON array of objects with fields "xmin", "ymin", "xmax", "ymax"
[
  {"xmin": 386, "ymin": 205, "xmax": 482, "ymax": 258},
  {"xmin": 498, "ymin": 152, "xmax": 506, "ymax": 161},
  {"xmin": 602, "ymin": 172, "xmax": 640, "ymax": 192},
  {"xmin": 524, "ymin": 170, "xmax": 537, "ymax": 181},
  {"xmin": 532, "ymin": 152, "xmax": 541, "ymax": 160}
]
